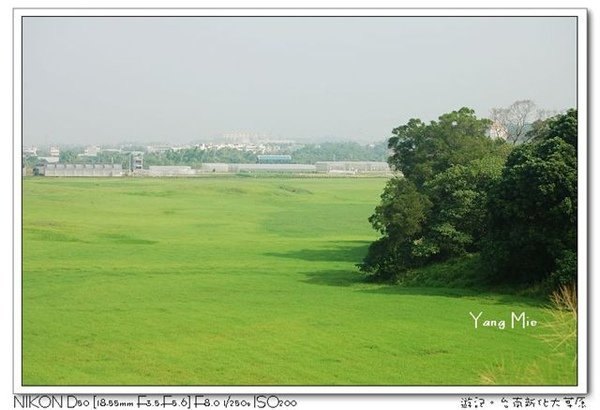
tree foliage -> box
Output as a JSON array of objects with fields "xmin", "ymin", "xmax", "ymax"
[
  {"xmin": 359, "ymin": 178, "xmax": 431, "ymax": 281},
  {"xmin": 285, "ymin": 141, "xmax": 388, "ymax": 163},
  {"xmin": 482, "ymin": 111, "xmax": 577, "ymax": 287},
  {"xmin": 59, "ymin": 150, "xmax": 78, "ymax": 163},
  {"xmin": 361, "ymin": 106, "xmax": 577, "ymax": 292},
  {"xmin": 423, "ymin": 155, "xmax": 506, "ymax": 259},
  {"xmin": 387, "ymin": 107, "xmax": 495, "ymax": 187},
  {"xmin": 489, "ymin": 100, "xmax": 538, "ymax": 144},
  {"xmin": 31, "ymin": 141, "xmax": 389, "ymax": 170},
  {"xmin": 526, "ymin": 108, "xmax": 577, "ymax": 148},
  {"xmin": 360, "ymin": 108, "xmax": 509, "ymax": 281}
]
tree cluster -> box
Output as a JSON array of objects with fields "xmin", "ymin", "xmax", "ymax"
[
  {"xmin": 283, "ymin": 141, "xmax": 388, "ymax": 163},
  {"xmin": 33, "ymin": 141, "xmax": 389, "ymax": 169},
  {"xmin": 144, "ymin": 147, "xmax": 257, "ymax": 166},
  {"xmin": 483, "ymin": 109, "xmax": 577, "ymax": 288},
  {"xmin": 359, "ymin": 108, "xmax": 577, "ymax": 291}
]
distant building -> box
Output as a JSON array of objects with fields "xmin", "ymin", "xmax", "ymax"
[
  {"xmin": 38, "ymin": 156, "xmax": 60, "ymax": 164},
  {"xmin": 257, "ymin": 154, "xmax": 292, "ymax": 164},
  {"xmin": 146, "ymin": 145, "xmax": 172, "ymax": 153},
  {"xmin": 148, "ymin": 166, "xmax": 195, "ymax": 176},
  {"xmin": 43, "ymin": 163, "xmax": 123, "ymax": 177},
  {"xmin": 315, "ymin": 161, "xmax": 391, "ymax": 174},
  {"xmin": 82, "ymin": 146, "xmax": 100, "ymax": 156},
  {"xmin": 196, "ymin": 161, "xmax": 391, "ymax": 174},
  {"xmin": 231, "ymin": 163, "xmax": 315, "ymax": 173},
  {"xmin": 130, "ymin": 154, "xmax": 144, "ymax": 171},
  {"xmin": 199, "ymin": 163, "xmax": 315, "ymax": 173},
  {"xmin": 49, "ymin": 146, "xmax": 60, "ymax": 157},
  {"xmin": 200, "ymin": 163, "xmax": 230, "ymax": 173},
  {"xmin": 23, "ymin": 146, "xmax": 37, "ymax": 157}
]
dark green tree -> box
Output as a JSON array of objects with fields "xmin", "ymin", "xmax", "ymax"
[
  {"xmin": 526, "ymin": 108, "xmax": 577, "ymax": 148},
  {"xmin": 360, "ymin": 108, "xmax": 509, "ymax": 281},
  {"xmin": 387, "ymin": 107, "xmax": 495, "ymax": 188},
  {"xmin": 482, "ymin": 110, "xmax": 577, "ymax": 287},
  {"xmin": 285, "ymin": 141, "xmax": 389, "ymax": 163},
  {"xmin": 59, "ymin": 150, "xmax": 78, "ymax": 163},
  {"xmin": 419, "ymin": 155, "xmax": 507, "ymax": 260},
  {"xmin": 359, "ymin": 177, "xmax": 431, "ymax": 281}
]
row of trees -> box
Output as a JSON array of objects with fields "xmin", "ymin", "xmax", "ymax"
[
  {"xmin": 30, "ymin": 141, "xmax": 388, "ymax": 169},
  {"xmin": 282, "ymin": 141, "xmax": 388, "ymax": 163},
  {"xmin": 144, "ymin": 141, "xmax": 389, "ymax": 165},
  {"xmin": 47, "ymin": 147, "xmax": 259, "ymax": 169},
  {"xmin": 144, "ymin": 147, "xmax": 257, "ymax": 166},
  {"xmin": 359, "ymin": 107, "xmax": 577, "ymax": 291}
]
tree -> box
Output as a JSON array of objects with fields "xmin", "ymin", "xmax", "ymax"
[
  {"xmin": 482, "ymin": 110, "xmax": 577, "ymax": 287},
  {"xmin": 362, "ymin": 107, "xmax": 577, "ymax": 290},
  {"xmin": 420, "ymin": 155, "xmax": 507, "ymax": 260},
  {"xmin": 369, "ymin": 177, "xmax": 432, "ymax": 240},
  {"xmin": 489, "ymin": 100, "xmax": 539, "ymax": 144},
  {"xmin": 526, "ymin": 108, "xmax": 577, "ymax": 148},
  {"xmin": 284, "ymin": 141, "xmax": 389, "ymax": 163},
  {"xmin": 359, "ymin": 177, "xmax": 431, "ymax": 281},
  {"xmin": 59, "ymin": 150, "xmax": 78, "ymax": 163},
  {"xmin": 387, "ymin": 107, "xmax": 495, "ymax": 188},
  {"xmin": 360, "ymin": 108, "xmax": 509, "ymax": 281}
]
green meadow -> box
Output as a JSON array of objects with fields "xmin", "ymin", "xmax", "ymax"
[{"xmin": 22, "ymin": 176, "xmax": 576, "ymax": 386}]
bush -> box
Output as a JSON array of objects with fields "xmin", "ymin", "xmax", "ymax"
[{"xmin": 549, "ymin": 250, "xmax": 577, "ymax": 288}]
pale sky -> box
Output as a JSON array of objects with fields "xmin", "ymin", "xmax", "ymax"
[{"xmin": 22, "ymin": 16, "xmax": 577, "ymax": 146}]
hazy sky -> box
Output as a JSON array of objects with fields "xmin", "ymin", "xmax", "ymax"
[{"xmin": 23, "ymin": 16, "xmax": 577, "ymax": 146}]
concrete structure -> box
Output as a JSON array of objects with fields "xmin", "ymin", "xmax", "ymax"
[
  {"xmin": 130, "ymin": 154, "xmax": 144, "ymax": 171},
  {"xmin": 315, "ymin": 161, "xmax": 391, "ymax": 174},
  {"xmin": 147, "ymin": 145, "xmax": 172, "ymax": 153},
  {"xmin": 23, "ymin": 146, "xmax": 38, "ymax": 156},
  {"xmin": 200, "ymin": 163, "xmax": 230, "ymax": 173},
  {"xmin": 102, "ymin": 148, "xmax": 123, "ymax": 154},
  {"xmin": 197, "ymin": 162, "xmax": 391, "ymax": 174},
  {"xmin": 82, "ymin": 146, "xmax": 100, "ymax": 156},
  {"xmin": 148, "ymin": 166, "xmax": 196, "ymax": 176},
  {"xmin": 198, "ymin": 163, "xmax": 315, "ymax": 173},
  {"xmin": 38, "ymin": 156, "xmax": 60, "ymax": 164},
  {"xmin": 49, "ymin": 146, "xmax": 60, "ymax": 157},
  {"xmin": 232, "ymin": 163, "xmax": 315, "ymax": 173},
  {"xmin": 43, "ymin": 163, "xmax": 123, "ymax": 177},
  {"xmin": 257, "ymin": 154, "xmax": 292, "ymax": 164}
]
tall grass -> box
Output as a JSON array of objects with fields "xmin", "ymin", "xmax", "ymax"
[
  {"xmin": 479, "ymin": 283, "xmax": 577, "ymax": 385},
  {"xmin": 542, "ymin": 284, "xmax": 577, "ymax": 356}
]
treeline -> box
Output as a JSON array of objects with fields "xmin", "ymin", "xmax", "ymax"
[
  {"xmin": 143, "ymin": 148, "xmax": 256, "ymax": 166},
  {"xmin": 29, "ymin": 141, "xmax": 388, "ymax": 169},
  {"xmin": 144, "ymin": 141, "xmax": 388, "ymax": 166},
  {"xmin": 359, "ymin": 107, "xmax": 577, "ymax": 292},
  {"xmin": 51, "ymin": 147, "xmax": 258, "ymax": 168},
  {"xmin": 283, "ymin": 141, "xmax": 389, "ymax": 163}
]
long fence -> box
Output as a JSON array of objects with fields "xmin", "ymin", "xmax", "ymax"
[{"xmin": 40, "ymin": 162, "xmax": 392, "ymax": 177}]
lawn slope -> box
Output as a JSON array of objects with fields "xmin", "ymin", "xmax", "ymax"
[{"xmin": 22, "ymin": 177, "xmax": 575, "ymax": 385}]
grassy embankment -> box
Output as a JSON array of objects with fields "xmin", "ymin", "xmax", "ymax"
[{"xmin": 22, "ymin": 176, "xmax": 576, "ymax": 385}]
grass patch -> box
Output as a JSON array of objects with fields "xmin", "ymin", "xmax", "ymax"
[
  {"xmin": 399, "ymin": 255, "xmax": 485, "ymax": 289},
  {"xmin": 22, "ymin": 176, "xmax": 576, "ymax": 386},
  {"xmin": 277, "ymin": 184, "xmax": 313, "ymax": 195},
  {"xmin": 398, "ymin": 254, "xmax": 555, "ymax": 300},
  {"xmin": 478, "ymin": 284, "xmax": 577, "ymax": 385}
]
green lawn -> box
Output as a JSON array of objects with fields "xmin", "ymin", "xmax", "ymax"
[{"xmin": 22, "ymin": 176, "xmax": 576, "ymax": 386}]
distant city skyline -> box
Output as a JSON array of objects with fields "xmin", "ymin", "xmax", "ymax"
[
  {"xmin": 22, "ymin": 134, "xmax": 351, "ymax": 149},
  {"xmin": 23, "ymin": 16, "xmax": 576, "ymax": 146}
]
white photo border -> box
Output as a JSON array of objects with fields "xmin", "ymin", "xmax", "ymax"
[{"xmin": 13, "ymin": 7, "xmax": 588, "ymax": 395}]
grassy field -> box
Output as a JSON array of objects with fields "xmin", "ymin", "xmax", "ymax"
[{"xmin": 22, "ymin": 176, "xmax": 576, "ymax": 386}]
